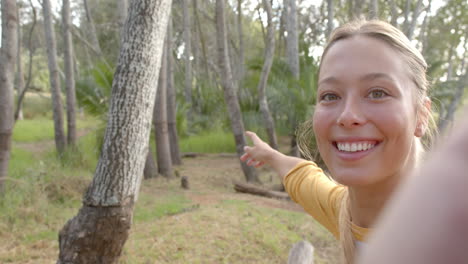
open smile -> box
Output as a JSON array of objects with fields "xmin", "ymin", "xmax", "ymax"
[{"xmin": 332, "ymin": 140, "xmax": 382, "ymax": 161}]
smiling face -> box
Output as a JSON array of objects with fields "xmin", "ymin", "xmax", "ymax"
[{"xmin": 313, "ymin": 36, "xmax": 422, "ymax": 187}]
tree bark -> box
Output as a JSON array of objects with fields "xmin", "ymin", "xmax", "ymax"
[
  {"xmin": 15, "ymin": 1, "xmax": 37, "ymax": 122},
  {"xmin": 154, "ymin": 41, "xmax": 173, "ymax": 178},
  {"xmin": 284, "ymin": 0, "xmax": 299, "ymax": 79},
  {"xmin": 284, "ymin": 0, "xmax": 300, "ymax": 157},
  {"xmin": 390, "ymin": 0, "xmax": 398, "ymax": 26},
  {"xmin": 237, "ymin": 0, "xmax": 245, "ymax": 83},
  {"xmin": 326, "ymin": 0, "xmax": 334, "ymax": 39},
  {"xmin": 216, "ymin": 0, "xmax": 258, "ymax": 183},
  {"xmin": 143, "ymin": 148, "xmax": 158, "ymax": 179},
  {"xmin": 369, "ymin": 0, "xmax": 378, "ymax": 19},
  {"xmin": 15, "ymin": 6, "xmax": 24, "ymax": 121},
  {"xmin": 258, "ymin": 0, "xmax": 278, "ymax": 150},
  {"xmin": 407, "ymin": 0, "xmax": 424, "ymax": 40},
  {"xmin": 42, "ymin": 0, "xmax": 67, "ymax": 155},
  {"xmin": 57, "ymin": 0, "xmax": 172, "ymax": 262},
  {"xmin": 0, "ymin": 0, "xmax": 18, "ymax": 193},
  {"xmin": 63, "ymin": 0, "xmax": 77, "ymax": 147},
  {"xmin": 182, "ymin": 0, "xmax": 193, "ymax": 125},
  {"xmin": 166, "ymin": 14, "xmax": 182, "ymax": 165},
  {"xmin": 82, "ymin": 0, "xmax": 103, "ymax": 56}
]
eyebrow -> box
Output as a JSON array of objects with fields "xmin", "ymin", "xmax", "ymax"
[{"xmin": 318, "ymin": 73, "xmax": 397, "ymax": 87}]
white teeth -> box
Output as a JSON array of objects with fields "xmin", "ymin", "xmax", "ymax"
[{"xmin": 337, "ymin": 141, "xmax": 376, "ymax": 152}]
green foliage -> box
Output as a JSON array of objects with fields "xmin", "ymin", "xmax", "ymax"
[
  {"xmin": 18, "ymin": 93, "xmax": 52, "ymax": 119},
  {"xmin": 76, "ymin": 61, "xmax": 114, "ymax": 116}
]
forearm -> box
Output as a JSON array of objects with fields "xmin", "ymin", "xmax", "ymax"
[{"xmin": 266, "ymin": 150, "xmax": 304, "ymax": 181}]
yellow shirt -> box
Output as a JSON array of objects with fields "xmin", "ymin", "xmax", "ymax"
[{"xmin": 283, "ymin": 161, "xmax": 369, "ymax": 241}]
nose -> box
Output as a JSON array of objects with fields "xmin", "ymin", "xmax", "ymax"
[{"xmin": 337, "ymin": 97, "xmax": 366, "ymax": 127}]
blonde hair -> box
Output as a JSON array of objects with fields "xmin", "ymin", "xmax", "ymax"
[{"xmin": 298, "ymin": 20, "xmax": 437, "ymax": 264}]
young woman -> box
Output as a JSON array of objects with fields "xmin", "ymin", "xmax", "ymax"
[{"xmin": 240, "ymin": 20, "xmax": 434, "ymax": 263}]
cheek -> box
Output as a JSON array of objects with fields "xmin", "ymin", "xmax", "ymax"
[{"xmin": 313, "ymin": 108, "xmax": 333, "ymax": 146}]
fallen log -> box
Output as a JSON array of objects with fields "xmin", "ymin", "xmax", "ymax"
[{"xmin": 233, "ymin": 181, "xmax": 290, "ymax": 200}]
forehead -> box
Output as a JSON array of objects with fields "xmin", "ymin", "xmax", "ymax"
[{"xmin": 319, "ymin": 36, "xmax": 409, "ymax": 83}]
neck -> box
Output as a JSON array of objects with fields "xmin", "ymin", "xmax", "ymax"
[{"xmin": 348, "ymin": 139, "xmax": 421, "ymax": 228}]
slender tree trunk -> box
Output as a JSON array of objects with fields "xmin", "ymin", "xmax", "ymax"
[
  {"xmin": 284, "ymin": 0, "xmax": 300, "ymax": 156},
  {"xmin": 15, "ymin": 7, "xmax": 24, "ymax": 121},
  {"xmin": 82, "ymin": 0, "xmax": 102, "ymax": 56},
  {"xmin": 390, "ymin": 0, "xmax": 398, "ymax": 26},
  {"xmin": 144, "ymin": 148, "xmax": 158, "ymax": 179},
  {"xmin": 15, "ymin": 1, "xmax": 37, "ymax": 122},
  {"xmin": 63, "ymin": 0, "xmax": 77, "ymax": 147},
  {"xmin": 237, "ymin": 0, "xmax": 245, "ymax": 83},
  {"xmin": 42, "ymin": 0, "xmax": 67, "ymax": 155},
  {"xmin": 284, "ymin": 0, "xmax": 299, "ymax": 79},
  {"xmin": 0, "ymin": 0, "xmax": 18, "ymax": 193},
  {"xmin": 420, "ymin": 0, "xmax": 432, "ymax": 55},
  {"xmin": 182, "ymin": 0, "xmax": 193, "ymax": 126},
  {"xmin": 166, "ymin": 14, "xmax": 182, "ymax": 165},
  {"xmin": 258, "ymin": 0, "xmax": 278, "ymax": 150},
  {"xmin": 407, "ymin": 0, "xmax": 423, "ymax": 40},
  {"xmin": 369, "ymin": 0, "xmax": 378, "ymax": 19},
  {"xmin": 326, "ymin": 0, "xmax": 334, "ymax": 39},
  {"xmin": 193, "ymin": 0, "xmax": 210, "ymax": 80},
  {"xmin": 57, "ymin": 0, "xmax": 172, "ymax": 263},
  {"xmin": 216, "ymin": 0, "xmax": 258, "ymax": 183},
  {"xmin": 154, "ymin": 42, "xmax": 173, "ymax": 178}
]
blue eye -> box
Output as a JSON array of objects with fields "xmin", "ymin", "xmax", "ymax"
[
  {"xmin": 368, "ymin": 89, "xmax": 388, "ymax": 99},
  {"xmin": 321, "ymin": 93, "xmax": 340, "ymax": 102}
]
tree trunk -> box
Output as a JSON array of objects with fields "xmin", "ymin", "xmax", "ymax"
[
  {"xmin": 42, "ymin": 0, "xmax": 67, "ymax": 155},
  {"xmin": 390, "ymin": 0, "xmax": 398, "ymax": 26},
  {"xmin": 0, "ymin": 0, "xmax": 18, "ymax": 193},
  {"xmin": 154, "ymin": 41, "xmax": 173, "ymax": 178},
  {"xmin": 407, "ymin": 0, "xmax": 423, "ymax": 40},
  {"xmin": 63, "ymin": 0, "xmax": 77, "ymax": 147},
  {"xmin": 284, "ymin": 0, "xmax": 300, "ymax": 157},
  {"xmin": 82, "ymin": 0, "xmax": 103, "ymax": 56},
  {"xmin": 258, "ymin": 0, "xmax": 278, "ymax": 150},
  {"xmin": 15, "ymin": 6, "xmax": 24, "ymax": 121},
  {"xmin": 326, "ymin": 0, "xmax": 334, "ymax": 39},
  {"xmin": 15, "ymin": 2, "xmax": 37, "ymax": 122},
  {"xmin": 166, "ymin": 14, "xmax": 182, "ymax": 165},
  {"xmin": 216, "ymin": 0, "xmax": 258, "ymax": 183},
  {"xmin": 182, "ymin": 0, "xmax": 193, "ymax": 126},
  {"xmin": 144, "ymin": 148, "xmax": 158, "ymax": 179},
  {"xmin": 57, "ymin": 0, "xmax": 172, "ymax": 263},
  {"xmin": 284, "ymin": 0, "xmax": 299, "ymax": 80},
  {"xmin": 237, "ymin": 0, "xmax": 245, "ymax": 83},
  {"xmin": 369, "ymin": 0, "xmax": 378, "ymax": 19}
]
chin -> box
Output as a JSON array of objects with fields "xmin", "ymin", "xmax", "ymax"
[{"xmin": 330, "ymin": 169, "xmax": 377, "ymax": 187}]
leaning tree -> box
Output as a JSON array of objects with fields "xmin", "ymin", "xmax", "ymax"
[{"xmin": 56, "ymin": 0, "xmax": 172, "ymax": 263}]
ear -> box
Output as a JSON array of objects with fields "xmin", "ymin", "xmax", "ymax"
[{"xmin": 415, "ymin": 97, "xmax": 431, "ymax": 138}]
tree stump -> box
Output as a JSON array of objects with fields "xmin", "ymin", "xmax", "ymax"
[
  {"xmin": 287, "ymin": 240, "xmax": 314, "ymax": 264},
  {"xmin": 181, "ymin": 176, "xmax": 189, "ymax": 189}
]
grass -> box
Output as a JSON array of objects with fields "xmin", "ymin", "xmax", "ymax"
[{"xmin": 179, "ymin": 130, "xmax": 236, "ymax": 153}]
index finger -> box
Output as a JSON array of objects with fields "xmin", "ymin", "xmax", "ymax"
[{"xmin": 245, "ymin": 131, "xmax": 262, "ymax": 145}]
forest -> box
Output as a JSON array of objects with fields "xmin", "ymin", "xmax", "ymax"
[{"xmin": 0, "ymin": 0, "xmax": 467, "ymax": 263}]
